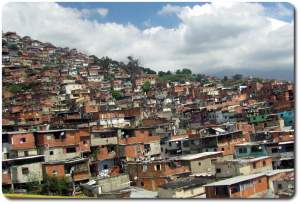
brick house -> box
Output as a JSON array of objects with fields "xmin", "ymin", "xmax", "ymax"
[
  {"xmin": 126, "ymin": 159, "xmax": 190, "ymax": 191},
  {"xmin": 42, "ymin": 157, "xmax": 90, "ymax": 182}
]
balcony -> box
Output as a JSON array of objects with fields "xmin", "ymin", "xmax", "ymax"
[
  {"xmin": 91, "ymin": 136, "xmax": 118, "ymax": 146},
  {"xmin": 119, "ymin": 135, "xmax": 160, "ymax": 145}
]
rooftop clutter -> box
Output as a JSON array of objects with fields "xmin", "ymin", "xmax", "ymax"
[{"xmin": 2, "ymin": 32, "xmax": 295, "ymax": 198}]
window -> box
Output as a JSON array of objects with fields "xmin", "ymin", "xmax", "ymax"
[
  {"xmin": 19, "ymin": 138, "xmax": 26, "ymax": 144},
  {"xmin": 285, "ymin": 144, "xmax": 294, "ymax": 152},
  {"xmin": 241, "ymin": 181, "xmax": 251, "ymax": 190},
  {"xmin": 258, "ymin": 179, "xmax": 262, "ymax": 183},
  {"xmin": 136, "ymin": 146, "xmax": 142, "ymax": 154},
  {"xmin": 231, "ymin": 185, "xmax": 240, "ymax": 194},
  {"xmin": 49, "ymin": 151, "xmax": 54, "ymax": 155},
  {"xmin": 54, "ymin": 132, "xmax": 61, "ymax": 139},
  {"xmin": 263, "ymin": 161, "xmax": 266, "ymax": 166},
  {"xmin": 144, "ymin": 144, "xmax": 151, "ymax": 153},
  {"xmin": 253, "ymin": 163, "xmax": 257, "ymax": 169},
  {"xmin": 216, "ymin": 168, "xmax": 221, "ymax": 173},
  {"xmin": 251, "ymin": 146, "xmax": 262, "ymax": 153},
  {"xmin": 278, "ymin": 184, "xmax": 282, "ymax": 189},
  {"xmin": 141, "ymin": 181, "xmax": 144, "ymax": 186},
  {"xmin": 183, "ymin": 141, "xmax": 189, "ymax": 147},
  {"xmin": 198, "ymin": 162, "xmax": 201, "ymax": 166},
  {"xmin": 52, "ymin": 170, "xmax": 58, "ymax": 176},
  {"xmin": 142, "ymin": 165, "xmax": 148, "ymax": 172},
  {"xmin": 239, "ymin": 147, "xmax": 247, "ymax": 154},
  {"xmin": 24, "ymin": 151, "xmax": 29, "ymax": 157},
  {"xmin": 107, "ymin": 146, "xmax": 115, "ymax": 153},
  {"xmin": 22, "ymin": 167, "xmax": 29, "ymax": 175},
  {"xmin": 169, "ymin": 142, "xmax": 172, "ymax": 147},
  {"xmin": 221, "ymin": 148, "xmax": 225, "ymax": 151},
  {"xmin": 54, "ymin": 131, "xmax": 65, "ymax": 140},
  {"xmin": 83, "ymin": 140, "xmax": 87, "ymax": 145},
  {"xmin": 154, "ymin": 164, "xmax": 161, "ymax": 171},
  {"xmin": 216, "ymin": 186, "xmax": 229, "ymax": 197},
  {"xmin": 66, "ymin": 147, "xmax": 76, "ymax": 153},
  {"xmin": 103, "ymin": 164, "xmax": 108, "ymax": 170},
  {"xmin": 272, "ymin": 148, "xmax": 279, "ymax": 153}
]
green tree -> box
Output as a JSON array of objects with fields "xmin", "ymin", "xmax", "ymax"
[
  {"xmin": 181, "ymin": 68, "xmax": 192, "ymax": 75},
  {"xmin": 25, "ymin": 173, "xmax": 42, "ymax": 193},
  {"xmin": 232, "ymin": 74, "xmax": 243, "ymax": 80},
  {"xmin": 253, "ymin": 77, "xmax": 263, "ymax": 83},
  {"xmin": 8, "ymin": 84, "xmax": 23, "ymax": 93},
  {"xmin": 127, "ymin": 56, "xmax": 139, "ymax": 67},
  {"xmin": 143, "ymin": 68, "xmax": 156, "ymax": 74},
  {"xmin": 158, "ymin": 71, "xmax": 165, "ymax": 77},
  {"xmin": 195, "ymin": 74, "xmax": 206, "ymax": 82},
  {"xmin": 41, "ymin": 176, "xmax": 70, "ymax": 196},
  {"xmin": 142, "ymin": 81, "xmax": 151, "ymax": 93},
  {"xmin": 110, "ymin": 89, "xmax": 123, "ymax": 100},
  {"xmin": 99, "ymin": 56, "xmax": 112, "ymax": 69}
]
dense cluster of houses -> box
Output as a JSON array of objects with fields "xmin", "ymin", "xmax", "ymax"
[{"xmin": 2, "ymin": 32, "xmax": 295, "ymax": 198}]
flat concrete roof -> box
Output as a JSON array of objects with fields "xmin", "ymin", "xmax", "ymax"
[
  {"xmin": 265, "ymin": 169, "xmax": 294, "ymax": 176},
  {"xmin": 168, "ymin": 136, "xmax": 189, "ymax": 142},
  {"xmin": 3, "ymin": 155, "xmax": 45, "ymax": 162},
  {"xmin": 278, "ymin": 141, "xmax": 294, "ymax": 145},
  {"xmin": 44, "ymin": 157, "xmax": 88, "ymax": 165},
  {"xmin": 35, "ymin": 129, "xmax": 76, "ymax": 133},
  {"xmin": 223, "ymin": 156, "xmax": 272, "ymax": 164},
  {"xmin": 171, "ymin": 152, "xmax": 222, "ymax": 161},
  {"xmin": 2, "ymin": 131, "xmax": 31, "ymax": 135}
]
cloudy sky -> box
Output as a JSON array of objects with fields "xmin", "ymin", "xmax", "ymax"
[{"xmin": 2, "ymin": 2, "xmax": 294, "ymax": 80}]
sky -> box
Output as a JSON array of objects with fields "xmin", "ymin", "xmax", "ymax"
[{"xmin": 2, "ymin": 2, "xmax": 295, "ymax": 80}]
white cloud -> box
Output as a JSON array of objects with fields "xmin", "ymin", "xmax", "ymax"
[
  {"xmin": 157, "ymin": 4, "xmax": 183, "ymax": 15},
  {"xmin": 96, "ymin": 8, "xmax": 109, "ymax": 17},
  {"xmin": 2, "ymin": 2, "xmax": 294, "ymax": 78},
  {"xmin": 65, "ymin": 7, "xmax": 109, "ymax": 19}
]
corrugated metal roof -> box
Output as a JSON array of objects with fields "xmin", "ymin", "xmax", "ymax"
[{"xmin": 204, "ymin": 173, "xmax": 266, "ymax": 186}]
